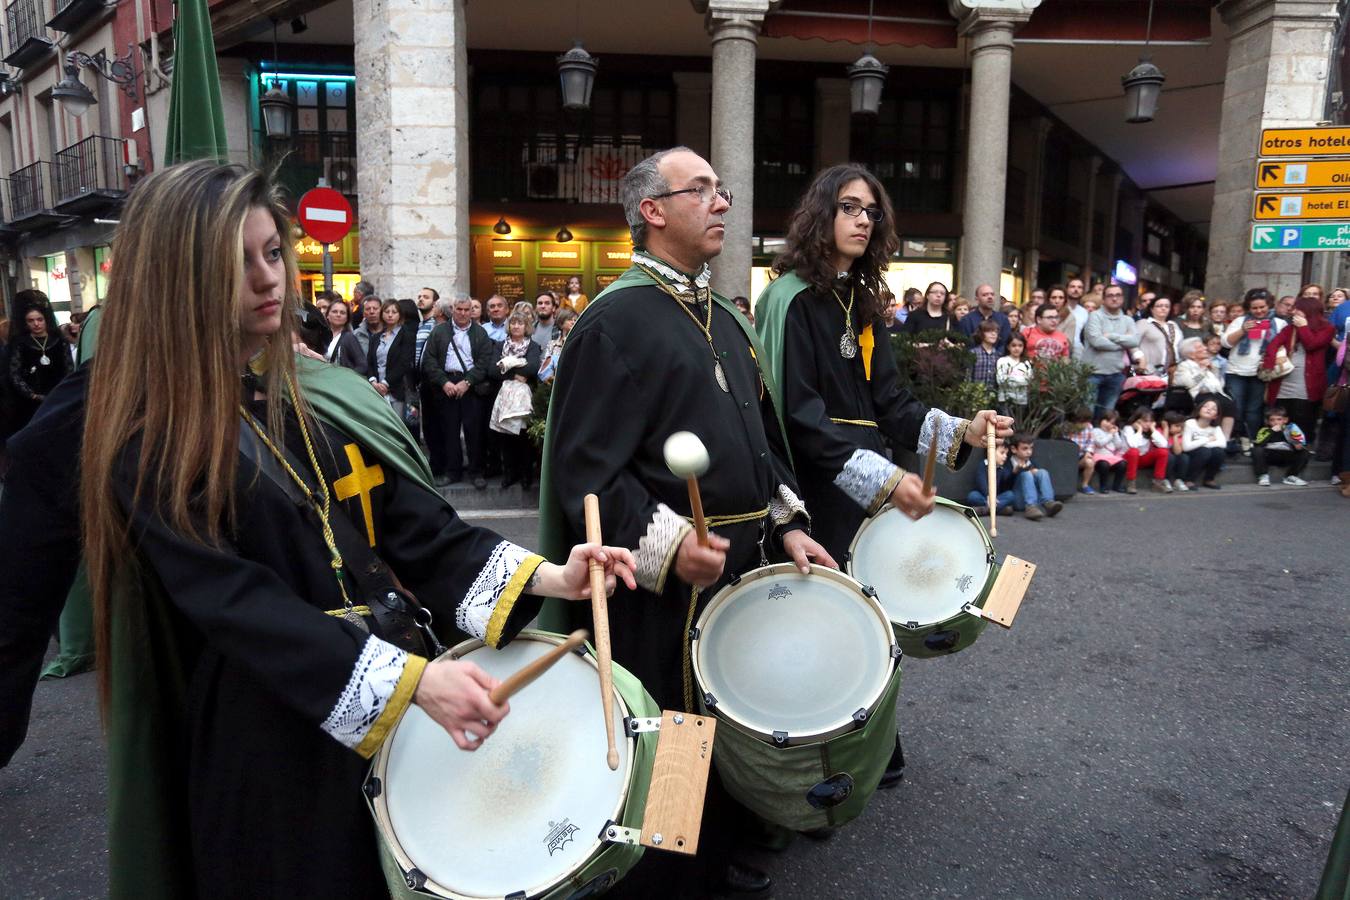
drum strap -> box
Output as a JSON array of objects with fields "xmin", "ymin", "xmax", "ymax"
[
  {"xmin": 829, "ymin": 417, "xmax": 878, "ymax": 428},
  {"xmin": 679, "ymin": 507, "xmax": 770, "ymax": 711}
]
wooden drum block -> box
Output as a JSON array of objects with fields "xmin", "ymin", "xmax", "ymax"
[
  {"xmin": 982, "ymin": 556, "xmax": 1035, "ymax": 628},
  {"xmin": 640, "ymin": 711, "xmax": 716, "ymax": 856}
]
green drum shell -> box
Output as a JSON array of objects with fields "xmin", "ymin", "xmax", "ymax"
[
  {"xmin": 848, "ymin": 498, "xmax": 999, "ymax": 660},
  {"xmin": 368, "ymin": 631, "xmax": 661, "ymax": 900},
  {"xmin": 699, "ymin": 664, "xmax": 902, "ymax": 833}
]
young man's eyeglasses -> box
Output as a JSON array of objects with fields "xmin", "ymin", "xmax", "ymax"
[
  {"xmin": 837, "ymin": 201, "xmax": 885, "ymax": 223},
  {"xmin": 651, "ymin": 185, "xmax": 734, "ymax": 207}
]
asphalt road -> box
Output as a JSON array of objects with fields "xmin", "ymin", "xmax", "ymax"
[{"xmin": 1, "ymin": 485, "xmax": 1346, "ymax": 898}]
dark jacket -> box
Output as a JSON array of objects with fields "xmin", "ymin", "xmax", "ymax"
[
  {"xmin": 324, "ymin": 329, "xmax": 369, "ymax": 377},
  {"xmin": 421, "ymin": 321, "xmax": 494, "ymax": 390},
  {"xmin": 488, "ymin": 339, "xmax": 542, "ymax": 389},
  {"xmin": 970, "ymin": 457, "xmax": 1017, "ymax": 495},
  {"xmin": 366, "ymin": 325, "xmax": 416, "ymax": 402}
]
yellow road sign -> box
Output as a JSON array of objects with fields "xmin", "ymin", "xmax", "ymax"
[
  {"xmin": 1260, "ymin": 127, "xmax": 1350, "ymax": 157},
  {"xmin": 1253, "ymin": 192, "xmax": 1350, "ymax": 220},
  {"xmin": 1255, "ymin": 159, "xmax": 1350, "ymax": 188}
]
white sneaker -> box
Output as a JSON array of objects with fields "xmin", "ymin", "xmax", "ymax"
[
  {"xmin": 1239, "ymin": 437, "xmax": 1252, "ymax": 453},
  {"xmin": 1333, "ymin": 474, "xmax": 1342, "ymax": 485},
  {"xmin": 1257, "ymin": 474, "xmax": 1271, "ymax": 486},
  {"xmin": 1282, "ymin": 475, "xmax": 1308, "ymax": 486},
  {"xmin": 1174, "ymin": 479, "xmax": 1190, "ymax": 492}
]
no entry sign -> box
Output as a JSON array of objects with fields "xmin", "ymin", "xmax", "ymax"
[{"xmin": 297, "ymin": 187, "xmax": 354, "ymax": 245}]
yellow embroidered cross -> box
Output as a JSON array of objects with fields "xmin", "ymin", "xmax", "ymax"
[{"xmin": 333, "ymin": 443, "xmax": 384, "ymax": 547}]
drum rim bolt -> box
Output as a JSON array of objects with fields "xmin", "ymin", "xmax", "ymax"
[
  {"xmin": 673, "ymin": 714, "xmax": 684, "ymax": 725},
  {"xmin": 651, "ymin": 833, "xmax": 663, "ymax": 845}
]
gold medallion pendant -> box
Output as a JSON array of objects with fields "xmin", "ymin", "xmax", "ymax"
[{"xmin": 714, "ymin": 361, "xmax": 730, "ymax": 392}]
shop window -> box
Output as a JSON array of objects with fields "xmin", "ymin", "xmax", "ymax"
[{"xmin": 851, "ymin": 91, "xmax": 954, "ymax": 214}]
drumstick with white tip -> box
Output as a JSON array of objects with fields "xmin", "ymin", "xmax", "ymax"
[
  {"xmin": 986, "ymin": 420, "xmax": 999, "ymax": 538},
  {"xmin": 488, "ymin": 630, "xmax": 589, "ymax": 705},
  {"xmin": 921, "ymin": 435, "xmax": 940, "ymax": 497},
  {"xmin": 583, "ymin": 494, "xmax": 620, "ymax": 771},
  {"xmin": 664, "ymin": 432, "xmax": 711, "ymax": 547}
]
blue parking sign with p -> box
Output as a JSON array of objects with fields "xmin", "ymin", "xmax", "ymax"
[{"xmin": 1281, "ymin": 227, "xmax": 1302, "ymax": 247}]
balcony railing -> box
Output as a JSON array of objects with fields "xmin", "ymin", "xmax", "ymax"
[
  {"xmin": 9, "ymin": 160, "xmax": 57, "ymax": 220},
  {"xmin": 270, "ymin": 131, "xmax": 357, "ymax": 211},
  {"xmin": 473, "ymin": 136, "xmax": 653, "ymax": 205},
  {"xmin": 54, "ymin": 134, "xmax": 127, "ymax": 207},
  {"xmin": 4, "ymin": 0, "xmax": 52, "ymax": 67}
]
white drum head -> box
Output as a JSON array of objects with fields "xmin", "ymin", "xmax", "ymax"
[
  {"xmin": 849, "ymin": 503, "xmax": 993, "ymax": 627},
  {"xmin": 380, "ymin": 634, "xmax": 631, "ymax": 898},
  {"xmin": 693, "ymin": 565, "xmax": 895, "ymax": 742}
]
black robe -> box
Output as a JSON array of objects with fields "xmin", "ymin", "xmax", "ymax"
[
  {"xmin": 772, "ymin": 282, "xmax": 970, "ymax": 562},
  {"xmin": 109, "ymin": 385, "xmax": 544, "ymax": 898},
  {"xmin": 546, "ymin": 279, "xmax": 806, "ymax": 712}
]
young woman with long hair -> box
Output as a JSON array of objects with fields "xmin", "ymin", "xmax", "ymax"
[
  {"xmin": 6, "ymin": 292, "xmax": 70, "ymax": 430},
  {"xmin": 755, "ymin": 163, "xmax": 1012, "ymax": 790},
  {"xmin": 80, "ymin": 161, "xmax": 634, "ymax": 897},
  {"xmin": 320, "ymin": 296, "xmax": 367, "ymax": 374}
]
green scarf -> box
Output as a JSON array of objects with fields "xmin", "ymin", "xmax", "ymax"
[
  {"xmin": 535, "ymin": 259, "xmax": 789, "ymax": 632},
  {"xmin": 751, "ymin": 270, "xmax": 810, "ymax": 412},
  {"xmin": 106, "ymin": 356, "xmax": 441, "ymax": 898}
]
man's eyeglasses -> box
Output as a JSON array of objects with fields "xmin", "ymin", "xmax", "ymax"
[
  {"xmin": 838, "ymin": 201, "xmax": 885, "ymax": 223},
  {"xmin": 651, "ymin": 185, "xmax": 734, "ymax": 207}
]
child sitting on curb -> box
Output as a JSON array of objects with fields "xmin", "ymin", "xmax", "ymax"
[
  {"xmin": 1252, "ymin": 405, "xmax": 1309, "ymax": 486},
  {"xmin": 1123, "ymin": 407, "xmax": 1172, "ymax": 494},
  {"xmin": 1008, "ymin": 434, "xmax": 1064, "ymax": 521},
  {"xmin": 1063, "ymin": 406, "xmax": 1096, "ymax": 495},
  {"xmin": 966, "ymin": 441, "xmax": 1015, "ymax": 516},
  {"xmin": 1091, "ymin": 410, "xmax": 1129, "ymax": 493}
]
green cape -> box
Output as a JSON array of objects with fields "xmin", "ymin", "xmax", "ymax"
[
  {"xmin": 535, "ymin": 264, "xmax": 789, "ymax": 631},
  {"xmin": 751, "ymin": 270, "xmax": 810, "ymax": 411},
  {"xmin": 107, "ymin": 356, "xmax": 439, "ymax": 898}
]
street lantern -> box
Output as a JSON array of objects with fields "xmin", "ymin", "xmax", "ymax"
[
  {"xmin": 1122, "ymin": 57, "xmax": 1166, "ymax": 124},
  {"xmin": 1122, "ymin": 0, "xmax": 1164, "ymax": 124},
  {"xmin": 557, "ymin": 42, "xmax": 598, "ymax": 111},
  {"xmin": 52, "ymin": 62, "xmax": 97, "ymax": 117},
  {"xmin": 848, "ymin": 54, "xmax": 889, "ymax": 117},
  {"xmin": 556, "ymin": 225, "xmax": 573, "ymax": 243},
  {"xmin": 493, "ymin": 216, "xmax": 512, "ymax": 235},
  {"xmin": 260, "ymin": 83, "xmax": 294, "ymax": 140}
]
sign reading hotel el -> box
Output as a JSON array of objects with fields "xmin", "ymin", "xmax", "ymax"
[{"xmin": 1252, "ymin": 191, "xmax": 1350, "ymax": 220}]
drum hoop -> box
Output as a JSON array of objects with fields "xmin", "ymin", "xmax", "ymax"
[
  {"xmin": 367, "ymin": 630, "xmax": 638, "ymax": 900},
  {"xmin": 691, "ymin": 563, "xmax": 897, "ymax": 745},
  {"xmin": 846, "ymin": 498, "xmax": 997, "ymax": 625}
]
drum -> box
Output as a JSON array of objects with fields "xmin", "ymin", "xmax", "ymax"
[
  {"xmin": 367, "ymin": 631, "xmax": 660, "ymax": 899},
  {"xmin": 691, "ymin": 564, "xmax": 902, "ymax": 832},
  {"xmin": 848, "ymin": 498, "xmax": 998, "ymax": 659}
]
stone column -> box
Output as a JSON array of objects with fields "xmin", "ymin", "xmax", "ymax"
[
  {"xmin": 1206, "ymin": 0, "xmax": 1340, "ymax": 301},
  {"xmin": 673, "ymin": 72, "xmax": 712, "ymax": 159},
  {"xmin": 814, "ymin": 78, "xmax": 852, "ymax": 171},
  {"xmin": 1104, "ymin": 169, "xmax": 1124, "ymax": 269},
  {"xmin": 949, "ymin": 1, "xmax": 1039, "ymax": 297},
  {"xmin": 700, "ymin": 0, "xmax": 777, "ymax": 299},
  {"xmin": 1081, "ymin": 155, "xmax": 1102, "ymax": 279},
  {"xmin": 354, "ymin": 0, "xmax": 470, "ymax": 298}
]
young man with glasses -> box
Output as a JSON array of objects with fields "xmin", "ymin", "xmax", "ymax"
[
  {"xmin": 754, "ymin": 163, "xmax": 1013, "ymax": 795},
  {"xmin": 539, "ymin": 147, "xmax": 833, "ymax": 897}
]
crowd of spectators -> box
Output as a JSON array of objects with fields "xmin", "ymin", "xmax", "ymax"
[{"xmin": 885, "ymin": 276, "xmax": 1349, "ymax": 500}]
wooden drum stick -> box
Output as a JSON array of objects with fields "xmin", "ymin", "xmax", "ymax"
[
  {"xmin": 583, "ymin": 493, "xmax": 620, "ymax": 771},
  {"xmin": 488, "ymin": 629, "xmax": 588, "ymax": 705},
  {"xmin": 686, "ymin": 477, "xmax": 709, "ymax": 547},
  {"xmin": 921, "ymin": 436, "xmax": 940, "ymax": 496},
  {"xmin": 986, "ymin": 420, "xmax": 999, "ymax": 537}
]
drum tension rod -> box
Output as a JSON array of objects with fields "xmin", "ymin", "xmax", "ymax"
[
  {"xmin": 362, "ymin": 777, "xmax": 381, "ymax": 799},
  {"xmin": 599, "ymin": 819, "xmax": 641, "ymax": 845}
]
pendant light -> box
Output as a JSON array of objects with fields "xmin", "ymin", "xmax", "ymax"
[
  {"xmin": 260, "ymin": 21, "xmax": 295, "ymax": 140},
  {"xmin": 1122, "ymin": 0, "xmax": 1165, "ymax": 124},
  {"xmin": 557, "ymin": 0, "xmax": 598, "ymax": 111},
  {"xmin": 848, "ymin": 0, "xmax": 888, "ymax": 116}
]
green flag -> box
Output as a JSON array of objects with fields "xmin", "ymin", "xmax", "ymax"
[{"xmin": 163, "ymin": 0, "xmax": 227, "ymax": 164}]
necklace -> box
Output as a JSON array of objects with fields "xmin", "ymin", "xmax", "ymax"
[
  {"xmin": 32, "ymin": 333, "xmax": 51, "ymax": 366},
  {"xmin": 240, "ymin": 374, "xmax": 365, "ymax": 631},
  {"xmin": 833, "ymin": 285, "xmax": 858, "ymax": 359},
  {"xmin": 636, "ymin": 262, "xmax": 730, "ymax": 392}
]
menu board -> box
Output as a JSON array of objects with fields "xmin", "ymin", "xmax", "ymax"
[
  {"xmin": 493, "ymin": 272, "xmax": 526, "ymax": 302},
  {"xmin": 595, "ymin": 274, "xmax": 622, "ymax": 293},
  {"xmin": 538, "ymin": 274, "xmax": 571, "ymax": 297}
]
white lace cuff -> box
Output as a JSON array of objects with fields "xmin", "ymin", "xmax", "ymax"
[
  {"xmin": 768, "ymin": 483, "xmax": 809, "ymax": 529},
  {"xmin": 321, "ymin": 636, "xmax": 427, "ymax": 758},
  {"xmin": 919, "ymin": 409, "xmax": 971, "ymax": 471},
  {"xmin": 834, "ymin": 448, "xmax": 902, "ymax": 513},
  {"xmin": 456, "ymin": 541, "xmax": 544, "ymax": 647},
  {"xmin": 633, "ymin": 503, "xmax": 692, "ymax": 594}
]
